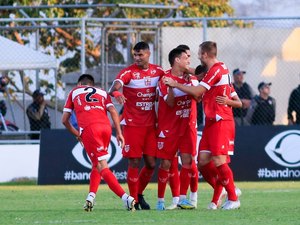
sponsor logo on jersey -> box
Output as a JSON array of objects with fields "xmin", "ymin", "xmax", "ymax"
[{"xmin": 265, "ymin": 130, "xmax": 300, "ymax": 168}]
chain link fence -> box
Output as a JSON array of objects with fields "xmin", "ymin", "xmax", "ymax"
[{"xmin": 0, "ymin": 16, "xmax": 300, "ymax": 141}]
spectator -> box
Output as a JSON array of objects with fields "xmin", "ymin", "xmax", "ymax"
[
  {"xmin": 26, "ymin": 89, "xmax": 51, "ymax": 139},
  {"xmin": 247, "ymin": 82, "xmax": 276, "ymax": 125},
  {"xmin": 287, "ymin": 83, "xmax": 300, "ymax": 125},
  {"xmin": 232, "ymin": 68, "xmax": 254, "ymax": 126}
]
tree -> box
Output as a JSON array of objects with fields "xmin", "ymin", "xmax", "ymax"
[{"xmin": 0, "ymin": 0, "xmax": 238, "ymax": 109}]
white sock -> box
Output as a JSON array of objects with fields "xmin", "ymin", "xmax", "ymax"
[
  {"xmin": 86, "ymin": 192, "xmax": 96, "ymax": 202},
  {"xmin": 158, "ymin": 198, "xmax": 165, "ymax": 202},
  {"xmin": 121, "ymin": 193, "xmax": 129, "ymax": 202},
  {"xmin": 190, "ymin": 192, "xmax": 198, "ymax": 202},
  {"xmin": 172, "ymin": 196, "xmax": 179, "ymax": 205},
  {"xmin": 179, "ymin": 195, "xmax": 187, "ymax": 201}
]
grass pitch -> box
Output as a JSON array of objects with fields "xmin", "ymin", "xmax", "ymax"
[{"xmin": 0, "ymin": 181, "xmax": 299, "ymax": 225}]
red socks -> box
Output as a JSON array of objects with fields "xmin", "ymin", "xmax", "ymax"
[
  {"xmin": 169, "ymin": 157, "xmax": 180, "ymax": 197},
  {"xmin": 138, "ymin": 166, "xmax": 154, "ymax": 195},
  {"xmin": 190, "ymin": 161, "xmax": 198, "ymax": 193},
  {"xmin": 127, "ymin": 167, "xmax": 139, "ymax": 202},
  {"xmin": 216, "ymin": 163, "xmax": 237, "ymax": 201},
  {"xmin": 100, "ymin": 168, "xmax": 125, "ymax": 198},
  {"xmin": 179, "ymin": 167, "xmax": 191, "ymax": 195},
  {"xmin": 199, "ymin": 161, "xmax": 218, "ymax": 188},
  {"xmin": 89, "ymin": 166, "xmax": 101, "ymax": 194},
  {"xmin": 157, "ymin": 167, "xmax": 169, "ymax": 198}
]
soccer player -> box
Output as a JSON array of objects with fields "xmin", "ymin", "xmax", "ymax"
[
  {"xmin": 166, "ymin": 45, "xmax": 201, "ymax": 210},
  {"xmin": 156, "ymin": 47, "xmax": 198, "ymax": 210},
  {"xmin": 164, "ymin": 41, "xmax": 241, "ymax": 210},
  {"xmin": 108, "ymin": 41, "xmax": 165, "ymax": 210},
  {"xmin": 62, "ymin": 74, "xmax": 135, "ymax": 212}
]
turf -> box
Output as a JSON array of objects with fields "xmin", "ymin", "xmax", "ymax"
[{"xmin": 0, "ymin": 182, "xmax": 299, "ymax": 225}]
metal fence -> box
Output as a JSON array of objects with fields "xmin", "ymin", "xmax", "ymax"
[{"xmin": 1, "ymin": 16, "xmax": 300, "ymax": 142}]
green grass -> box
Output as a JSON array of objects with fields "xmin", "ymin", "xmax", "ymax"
[{"xmin": 0, "ymin": 182, "xmax": 299, "ymax": 225}]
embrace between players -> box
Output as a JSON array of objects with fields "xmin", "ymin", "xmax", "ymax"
[{"xmin": 61, "ymin": 41, "xmax": 242, "ymax": 212}]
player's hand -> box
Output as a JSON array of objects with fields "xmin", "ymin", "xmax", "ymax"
[
  {"xmin": 216, "ymin": 95, "xmax": 228, "ymax": 105},
  {"xmin": 163, "ymin": 76, "xmax": 177, "ymax": 87},
  {"xmin": 117, "ymin": 134, "xmax": 125, "ymax": 149},
  {"xmin": 76, "ymin": 136, "xmax": 84, "ymax": 147},
  {"xmin": 112, "ymin": 91, "xmax": 127, "ymax": 104}
]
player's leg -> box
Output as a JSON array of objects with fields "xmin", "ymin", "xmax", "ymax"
[
  {"xmin": 122, "ymin": 126, "xmax": 144, "ymax": 210},
  {"xmin": 97, "ymin": 160, "xmax": 135, "ymax": 211},
  {"xmin": 84, "ymin": 165, "xmax": 101, "ymax": 211},
  {"xmin": 189, "ymin": 159, "xmax": 198, "ymax": 207},
  {"xmin": 166, "ymin": 155, "xmax": 180, "ymax": 210},
  {"xmin": 177, "ymin": 152, "xmax": 195, "ymax": 209},
  {"xmin": 157, "ymin": 159, "xmax": 171, "ymax": 210},
  {"xmin": 137, "ymin": 127, "xmax": 157, "ymax": 210}
]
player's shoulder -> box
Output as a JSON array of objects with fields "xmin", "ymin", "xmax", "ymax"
[{"xmin": 149, "ymin": 63, "xmax": 165, "ymax": 73}]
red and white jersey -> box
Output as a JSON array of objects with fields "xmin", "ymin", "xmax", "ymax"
[
  {"xmin": 157, "ymin": 71, "xmax": 198, "ymax": 137},
  {"xmin": 63, "ymin": 85, "xmax": 113, "ymax": 130},
  {"xmin": 200, "ymin": 62, "xmax": 234, "ymax": 121},
  {"xmin": 113, "ymin": 63, "xmax": 165, "ymax": 126}
]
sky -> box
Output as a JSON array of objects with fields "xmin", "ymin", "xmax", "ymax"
[{"xmin": 230, "ymin": 0, "xmax": 300, "ymax": 17}]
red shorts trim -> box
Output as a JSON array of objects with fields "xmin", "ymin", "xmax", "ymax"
[
  {"xmin": 122, "ymin": 126, "xmax": 157, "ymax": 158},
  {"xmin": 198, "ymin": 120, "xmax": 235, "ymax": 156},
  {"xmin": 81, "ymin": 123, "xmax": 112, "ymax": 166}
]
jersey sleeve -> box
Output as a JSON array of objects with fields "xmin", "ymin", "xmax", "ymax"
[
  {"xmin": 200, "ymin": 66, "xmax": 222, "ymax": 90},
  {"xmin": 115, "ymin": 67, "xmax": 132, "ymax": 85},
  {"xmin": 63, "ymin": 90, "xmax": 74, "ymax": 113},
  {"xmin": 158, "ymin": 78, "xmax": 169, "ymax": 100},
  {"xmin": 105, "ymin": 92, "xmax": 114, "ymax": 109}
]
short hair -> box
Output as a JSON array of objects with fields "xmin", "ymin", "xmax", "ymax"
[
  {"xmin": 77, "ymin": 74, "xmax": 95, "ymax": 85},
  {"xmin": 168, "ymin": 48, "xmax": 187, "ymax": 66},
  {"xmin": 177, "ymin": 44, "xmax": 190, "ymax": 51},
  {"xmin": 133, "ymin": 41, "xmax": 150, "ymax": 51},
  {"xmin": 195, "ymin": 64, "xmax": 207, "ymax": 75},
  {"xmin": 199, "ymin": 41, "xmax": 217, "ymax": 57}
]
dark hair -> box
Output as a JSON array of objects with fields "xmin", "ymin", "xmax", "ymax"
[
  {"xmin": 168, "ymin": 48, "xmax": 187, "ymax": 66},
  {"xmin": 195, "ymin": 64, "xmax": 207, "ymax": 75},
  {"xmin": 177, "ymin": 44, "xmax": 190, "ymax": 51},
  {"xmin": 200, "ymin": 41, "xmax": 217, "ymax": 57},
  {"xmin": 133, "ymin": 41, "xmax": 150, "ymax": 51},
  {"xmin": 78, "ymin": 74, "xmax": 95, "ymax": 85}
]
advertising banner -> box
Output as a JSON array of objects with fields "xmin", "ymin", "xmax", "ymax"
[{"xmin": 38, "ymin": 126, "xmax": 300, "ymax": 185}]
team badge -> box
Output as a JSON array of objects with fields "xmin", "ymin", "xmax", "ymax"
[
  {"xmin": 157, "ymin": 141, "xmax": 164, "ymax": 150},
  {"xmin": 150, "ymin": 69, "xmax": 156, "ymax": 74},
  {"xmin": 124, "ymin": 144, "xmax": 130, "ymax": 152},
  {"xmin": 144, "ymin": 76, "xmax": 151, "ymax": 86}
]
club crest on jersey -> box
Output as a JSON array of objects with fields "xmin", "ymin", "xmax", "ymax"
[
  {"xmin": 124, "ymin": 144, "xmax": 130, "ymax": 152},
  {"xmin": 157, "ymin": 141, "xmax": 164, "ymax": 150},
  {"xmin": 133, "ymin": 72, "xmax": 140, "ymax": 79},
  {"xmin": 144, "ymin": 76, "xmax": 151, "ymax": 86},
  {"xmin": 150, "ymin": 69, "xmax": 156, "ymax": 74},
  {"xmin": 84, "ymin": 105, "xmax": 91, "ymax": 111}
]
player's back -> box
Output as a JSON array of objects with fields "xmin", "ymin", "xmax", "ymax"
[
  {"xmin": 65, "ymin": 85, "xmax": 113, "ymax": 129},
  {"xmin": 200, "ymin": 62, "xmax": 233, "ymax": 121}
]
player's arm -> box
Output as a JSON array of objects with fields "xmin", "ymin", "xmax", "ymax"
[
  {"xmin": 165, "ymin": 87, "xmax": 175, "ymax": 107},
  {"xmin": 215, "ymin": 94, "xmax": 242, "ymax": 108},
  {"xmin": 108, "ymin": 106, "xmax": 125, "ymax": 148},
  {"xmin": 108, "ymin": 80, "xmax": 127, "ymax": 104},
  {"xmin": 163, "ymin": 76, "xmax": 207, "ymax": 99},
  {"xmin": 61, "ymin": 111, "xmax": 82, "ymax": 145}
]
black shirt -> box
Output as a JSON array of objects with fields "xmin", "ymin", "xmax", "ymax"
[
  {"xmin": 251, "ymin": 95, "xmax": 276, "ymax": 125},
  {"xmin": 233, "ymin": 82, "xmax": 253, "ymax": 117},
  {"xmin": 287, "ymin": 85, "xmax": 300, "ymax": 124}
]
